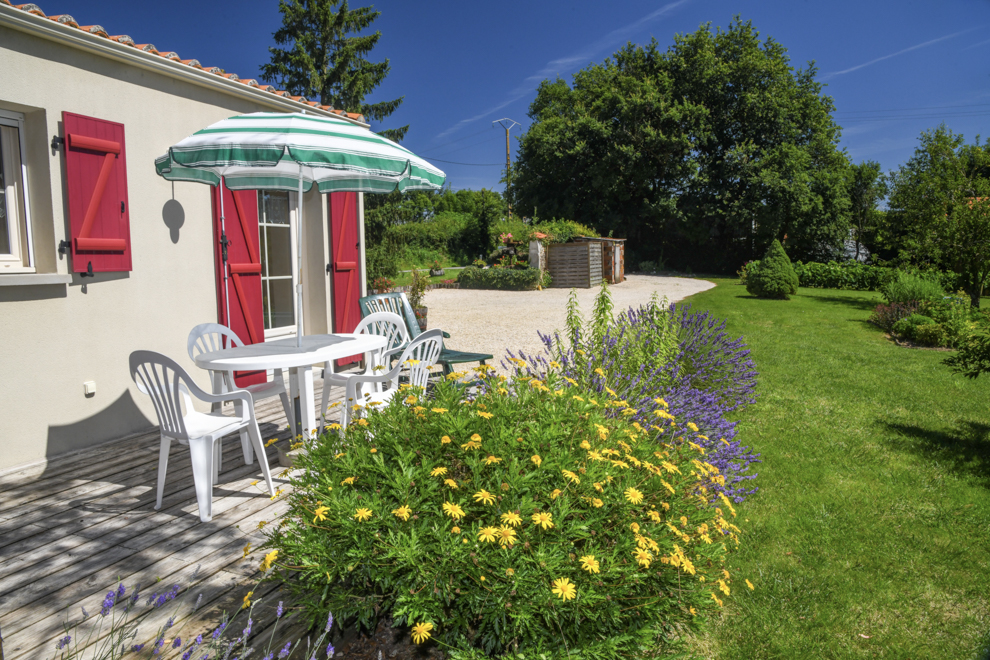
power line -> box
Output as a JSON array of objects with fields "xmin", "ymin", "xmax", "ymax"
[{"xmin": 834, "ymin": 102, "xmax": 990, "ymax": 114}]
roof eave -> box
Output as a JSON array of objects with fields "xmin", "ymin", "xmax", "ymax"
[{"xmin": 0, "ymin": 4, "xmax": 371, "ymax": 128}]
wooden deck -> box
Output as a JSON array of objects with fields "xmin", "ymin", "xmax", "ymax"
[{"xmin": 0, "ymin": 377, "xmax": 344, "ymax": 660}]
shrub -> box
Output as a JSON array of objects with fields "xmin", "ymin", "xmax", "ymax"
[
  {"xmin": 918, "ymin": 295, "xmax": 979, "ymax": 348},
  {"xmin": 267, "ymin": 374, "xmax": 747, "ymax": 659},
  {"xmin": 914, "ymin": 323, "xmax": 946, "ymax": 347},
  {"xmin": 868, "ymin": 302, "xmax": 919, "ymax": 332},
  {"xmin": 792, "ymin": 260, "xmax": 891, "ymax": 291},
  {"xmin": 408, "ymin": 269, "xmax": 429, "ymax": 309},
  {"xmin": 366, "ymin": 239, "xmax": 400, "ymax": 281},
  {"xmin": 746, "ymin": 240, "xmax": 799, "ymax": 299},
  {"xmin": 892, "ymin": 314, "xmax": 935, "ymax": 339},
  {"xmin": 527, "ymin": 286, "xmax": 760, "ymax": 501},
  {"xmin": 457, "ymin": 265, "xmax": 544, "ymax": 290},
  {"xmin": 881, "ymin": 271, "xmax": 946, "ymax": 304},
  {"xmin": 638, "ymin": 260, "xmax": 662, "ymax": 273}
]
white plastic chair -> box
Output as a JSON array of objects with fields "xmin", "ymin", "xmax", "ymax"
[
  {"xmin": 342, "ymin": 329, "xmax": 443, "ymax": 428},
  {"xmin": 188, "ymin": 323, "xmax": 294, "ymax": 452},
  {"xmin": 130, "ymin": 350, "xmax": 275, "ymax": 522},
  {"xmin": 320, "ymin": 311, "xmax": 408, "ymax": 427}
]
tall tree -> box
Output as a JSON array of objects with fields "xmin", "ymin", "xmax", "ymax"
[
  {"xmin": 847, "ymin": 160, "xmax": 887, "ymax": 261},
  {"xmin": 887, "ymin": 125, "xmax": 990, "ymax": 306},
  {"xmin": 261, "ymin": 0, "xmax": 408, "ymax": 142},
  {"xmin": 512, "ymin": 18, "xmax": 850, "ymax": 272}
]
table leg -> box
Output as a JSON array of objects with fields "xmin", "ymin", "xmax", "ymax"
[{"xmin": 299, "ymin": 365, "xmax": 316, "ymax": 439}]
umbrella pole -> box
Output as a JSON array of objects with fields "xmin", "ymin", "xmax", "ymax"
[
  {"xmin": 296, "ymin": 162, "xmax": 304, "ymax": 348},
  {"xmin": 220, "ymin": 178, "xmax": 230, "ymax": 334}
]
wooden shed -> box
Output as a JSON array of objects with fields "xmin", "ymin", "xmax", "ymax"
[
  {"xmin": 547, "ymin": 241, "xmax": 603, "ymax": 288},
  {"xmin": 572, "ymin": 236, "xmax": 626, "ymax": 284}
]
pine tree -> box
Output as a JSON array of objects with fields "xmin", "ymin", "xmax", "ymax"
[
  {"xmin": 261, "ymin": 0, "xmax": 408, "ymax": 142},
  {"xmin": 746, "ymin": 240, "xmax": 799, "ymax": 299}
]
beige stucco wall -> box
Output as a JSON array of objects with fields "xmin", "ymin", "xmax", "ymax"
[{"xmin": 0, "ymin": 24, "xmax": 340, "ymax": 472}]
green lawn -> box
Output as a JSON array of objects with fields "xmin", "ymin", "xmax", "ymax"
[{"xmin": 683, "ymin": 279, "xmax": 990, "ymax": 659}]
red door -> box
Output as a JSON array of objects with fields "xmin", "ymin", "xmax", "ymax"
[
  {"xmin": 212, "ymin": 183, "xmax": 265, "ymax": 386},
  {"xmin": 329, "ymin": 192, "xmax": 361, "ymax": 367}
]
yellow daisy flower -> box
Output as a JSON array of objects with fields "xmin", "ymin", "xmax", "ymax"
[
  {"xmin": 392, "ymin": 505, "xmax": 411, "ymax": 521},
  {"xmin": 746, "ymin": 579, "xmax": 755, "ymax": 590},
  {"xmin": 591, "ymin": 498, "xmax": 603, "ymax": 508},
  {"xmin": 461, "ymin": 437, "xmax": 482, "ymax": 451},
  {"xmin": 354, "ymin": 508, "xmax": 373, "ymax": 522},
  {"xmin": 443, "ymin": 501, "xmax": 465, "ymax": 520},
  {"xmin": 550, "ymin": 489, "xmax": 562, "ymax": 499},
  {"xmin": 432, "ymin": 408, "xmax": 448, "ymax": 414},
  {"xmin": 532, "ymin": 511, "xmax": 554, "ymax": 529},
  {"xmin": 551, "ymin": 577, "xmax": 576, "ymax": 601},
  {"xmin": 473, "ymin": 489, "xmax": 496, "ymax": 505},
  {"xmin": 404, "ymin": 395, "xmax": 418, "ymax": 405},
  {"xmin": 411, "ymin": 622, "xmax": 433, "ymax": 644},
  {"xmin": 312, "ymin": 505, "xmax": 330, "ymax": 523},
  {"xmin": 259, "ymin": 549, "xmax": 279, "ymax": 572},
  {"xmin": 648, "ymin": 510, "xmax": 662, "ymax": 522},
  {"xmin": 341, "ymin": 477, "xmax": 357, "ymax": 486},
  {"xmin": 430, "ymin": 466, "xmax": 448, "ymax": 477},
  {"xmin": 497, "ymin": 526, "xmax": 517, "ymax": 547},
  {"xmin": 593, "ymin": 482, "xmax": 604, "ymax": 492},
  {"xmin": 624, "ymin": 487, "xmax": 644, "ymax": 504},
  {"xmin": 579, "ymin": 555, "xmax": 600, "ymax": 573},
  {"xmin": 441, "ymin": 435, "xmax": 452, "ymax": 444},
  {"xmin": 444, "ymin": 478, "xmax": 459, "ymax": 489},
  {"xmin": 478, "ymin": 411, "xmax": 494, "ymax": 419},
  {"xmin": 630, "ymin": 522, "xmax": 640, "ymax": 533},
  {"xmin": 483, "ymin": 455, "xmax": 502, "ymax": 465},
  {"xmin": 242, "ymin": 591, "xmax": 254, "ymax": 609},
  {"xmin": 501, "ymin": 511, "xmax": 522, "ymax": 527},
  {"xmin": 561, "ymin": 469, "xmax": 580, "ymax": 484},
  {"xmin": 580, "ymin": 440, "xmax": 591, "ymax": 450},
  {"xmin": 633, "ymin": 548, "xmax": 653, "ymax": 567},
  {"xmin": 478, "ymin": 526, "xmax": 498, "ymax": 543},
  {"xmin": 451, "ymin": 526, "xmax": 461, "ymax": 534},
  {"xmin": 505, "ymin": 567, "xmax": 515, "ymax": 576},
  {"xmin": 531, "ymin": 454, "xmax": 542, "ymax": 467}
]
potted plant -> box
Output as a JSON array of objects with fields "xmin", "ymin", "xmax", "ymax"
[
  {"xmin": 408, "ymin": 269, "xmax": 430, "ymax": 331},
  {"xmin": 429, "ymin": 259, "xmax": 445, "ymax": 277}
]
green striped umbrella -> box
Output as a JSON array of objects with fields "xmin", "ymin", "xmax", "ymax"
[{"xmin": 154, "ymin": 111, "xmax": 446, "ymax": 346}]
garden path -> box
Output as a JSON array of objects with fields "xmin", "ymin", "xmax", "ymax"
[{"xmin": 427, "ymin": 274, "xmax": 715, "ymax": 368}]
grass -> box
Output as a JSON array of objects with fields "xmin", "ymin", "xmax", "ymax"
[{"xmin": 683, "ymin": 279, "xmax": 990, "ymax": 659}]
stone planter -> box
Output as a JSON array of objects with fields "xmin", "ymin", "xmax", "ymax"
[
  {"xmin": 276, "ymin": 443, "xmax": 305, "ymax": 468},
  {"xmin": 429, "ymin": 268, "xmax": 445, "ymax": 277},
  {"xmin": 414, "ymin": 306, "xmax": 428, "ymax": 331}
]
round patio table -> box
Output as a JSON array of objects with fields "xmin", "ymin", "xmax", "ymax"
[{"xmin": 193, "ymin": 333, "xmax": 387, "ymax": 438}]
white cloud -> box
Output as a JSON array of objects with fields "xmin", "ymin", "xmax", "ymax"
[{"xmin": 435, "ymin": 0, "xmax": 690, "ymax": 139}]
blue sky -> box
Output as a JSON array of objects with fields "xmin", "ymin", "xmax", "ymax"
[{"xmin": 45, "ymin": 0, "xmax": 990, "ymax": 192}]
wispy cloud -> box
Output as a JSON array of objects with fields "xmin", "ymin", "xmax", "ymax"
[
  {"xmin": 435, "ymin": 0, "xmax": 689, "ymax": 139},
  {"xmin": 964, "ymin": 37, "xmax": 990, "ymax": 50},
  {"xmin": 824, "ymin": 27, "xmax": 980, "ymax": 79}
]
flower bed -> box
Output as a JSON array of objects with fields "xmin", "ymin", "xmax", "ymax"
[{"xmin": 264, "ymin": 370, "xmax": 751, "ymax": 659}]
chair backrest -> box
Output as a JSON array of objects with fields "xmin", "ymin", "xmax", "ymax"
[
  {"xmin": 359, "ymin": 292, "xmax": 422, "ymax": 340},
  {"xmin": 188, "ymin": 323, "xmax": 244, "ymax": 362},
  {"xmin": 130, "ymin": 350, "xmax": 196, "ymax": 441},
  {"xmin": 356, "ymin": 311, "xmax": 408, "ymax": 356},
  {"xmin": 395, "ymin": 328, "xmax": 444, "ymax": 389}
]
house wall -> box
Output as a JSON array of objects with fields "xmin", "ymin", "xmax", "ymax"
[{"xmin": 0, "ymin": 25, "xmax": 337, "ymax": 472}]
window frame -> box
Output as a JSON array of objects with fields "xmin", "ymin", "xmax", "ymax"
[
  {"xmin": 259, "ymin": 190, "xmax": 299, "ymax": 340},
  {"xmin": 0, "ymin": 109, "xmax": 35, "ymax": 273}
]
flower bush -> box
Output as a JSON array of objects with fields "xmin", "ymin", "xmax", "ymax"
[
  {"xmin": 523, "ymin": 287, "xmax": 760, "ymax": 501},
  {"xmin": 868, "ymin": 301, "xmax": 920, "ymax": 332},
  {"xmin": 265, "ymin": 372, "xmax": 748, "ymax": 659}
]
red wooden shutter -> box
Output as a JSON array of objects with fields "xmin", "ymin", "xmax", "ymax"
[
  {"xmin": 329, "ymin": 192, "xmax": 362, "ymax": 367},
  {"xmin": 62, "ymin": 112, "xmax": 132, "ymax": 273},
  {"xmin": 212, "ymin": 184, "xmax": 265, "ymax": 387}
]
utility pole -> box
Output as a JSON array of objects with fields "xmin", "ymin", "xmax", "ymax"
[{"xmin": 493, "ymin": 118, "xmax": 519, "ymax": 218}]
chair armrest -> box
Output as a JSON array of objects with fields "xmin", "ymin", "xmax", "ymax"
[
  {"xmin": 344, "ymin": 362, "xmax": 403, "ymax": 403},
  {"xmin": 442, "ymin": 331, "xmax": 451, "ymax": 339},
  {"xmin": 182, "ymin": 373, "xmax": 256, "ymax": 408}
]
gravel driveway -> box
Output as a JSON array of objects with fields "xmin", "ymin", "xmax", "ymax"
[{"xmin": 425, "ymin": 274, "xmax": 716, "ymax": 369}]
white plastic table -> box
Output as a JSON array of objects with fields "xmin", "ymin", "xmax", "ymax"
[{"xmin": 193, "ymin": 333, "xmax": 387, "ymax": 438}]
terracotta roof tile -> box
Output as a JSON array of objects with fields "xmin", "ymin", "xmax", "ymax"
[
  {"xmin": 79, "ymin": 24, "xmax": 109, "ymax": 37},
  {"xmin": 1, "ymin": 1, "xmax": 365, "ymax": 122},
  {"xmin": 49, "ymin": 14, "xmax": 78, "ymax": 27}
]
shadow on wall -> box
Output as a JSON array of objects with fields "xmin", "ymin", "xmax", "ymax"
[
  {"xmin": 45, "ymin": 389, "xmax": 153, "ymax": 463},
  {"xmin": 163, "ymin": 198, "xmax": 185, "ymax": 244}
]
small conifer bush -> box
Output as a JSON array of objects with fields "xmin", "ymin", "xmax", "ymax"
[
  {"xmin": 265, "ymin": 369, "xmax": 749, "ymax": 659},
  {"xmin": 745, "ymin": 240, "xmax": 799, "ymax": 299}
]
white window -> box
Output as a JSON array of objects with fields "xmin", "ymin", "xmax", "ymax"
[
  {"xmin": 258, "ymin": 190, "xmax": 297, "ymax": 335},
  {"xmin": 0, "ymin": 109, "xmax": 34, "ymax": 273}
]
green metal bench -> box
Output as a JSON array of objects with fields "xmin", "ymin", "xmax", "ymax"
[{"xmin": 359, "ymin": 292, "xmax": 494, "ymax": 375}]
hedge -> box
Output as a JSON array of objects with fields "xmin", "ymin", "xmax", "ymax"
[
  {"xmin": 741, "ymin": 260, "xmax": 963, "ymax": 293},
  {"xmin": 457, "ymin": 266, "xmax": 548, "ymax": 291}
]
